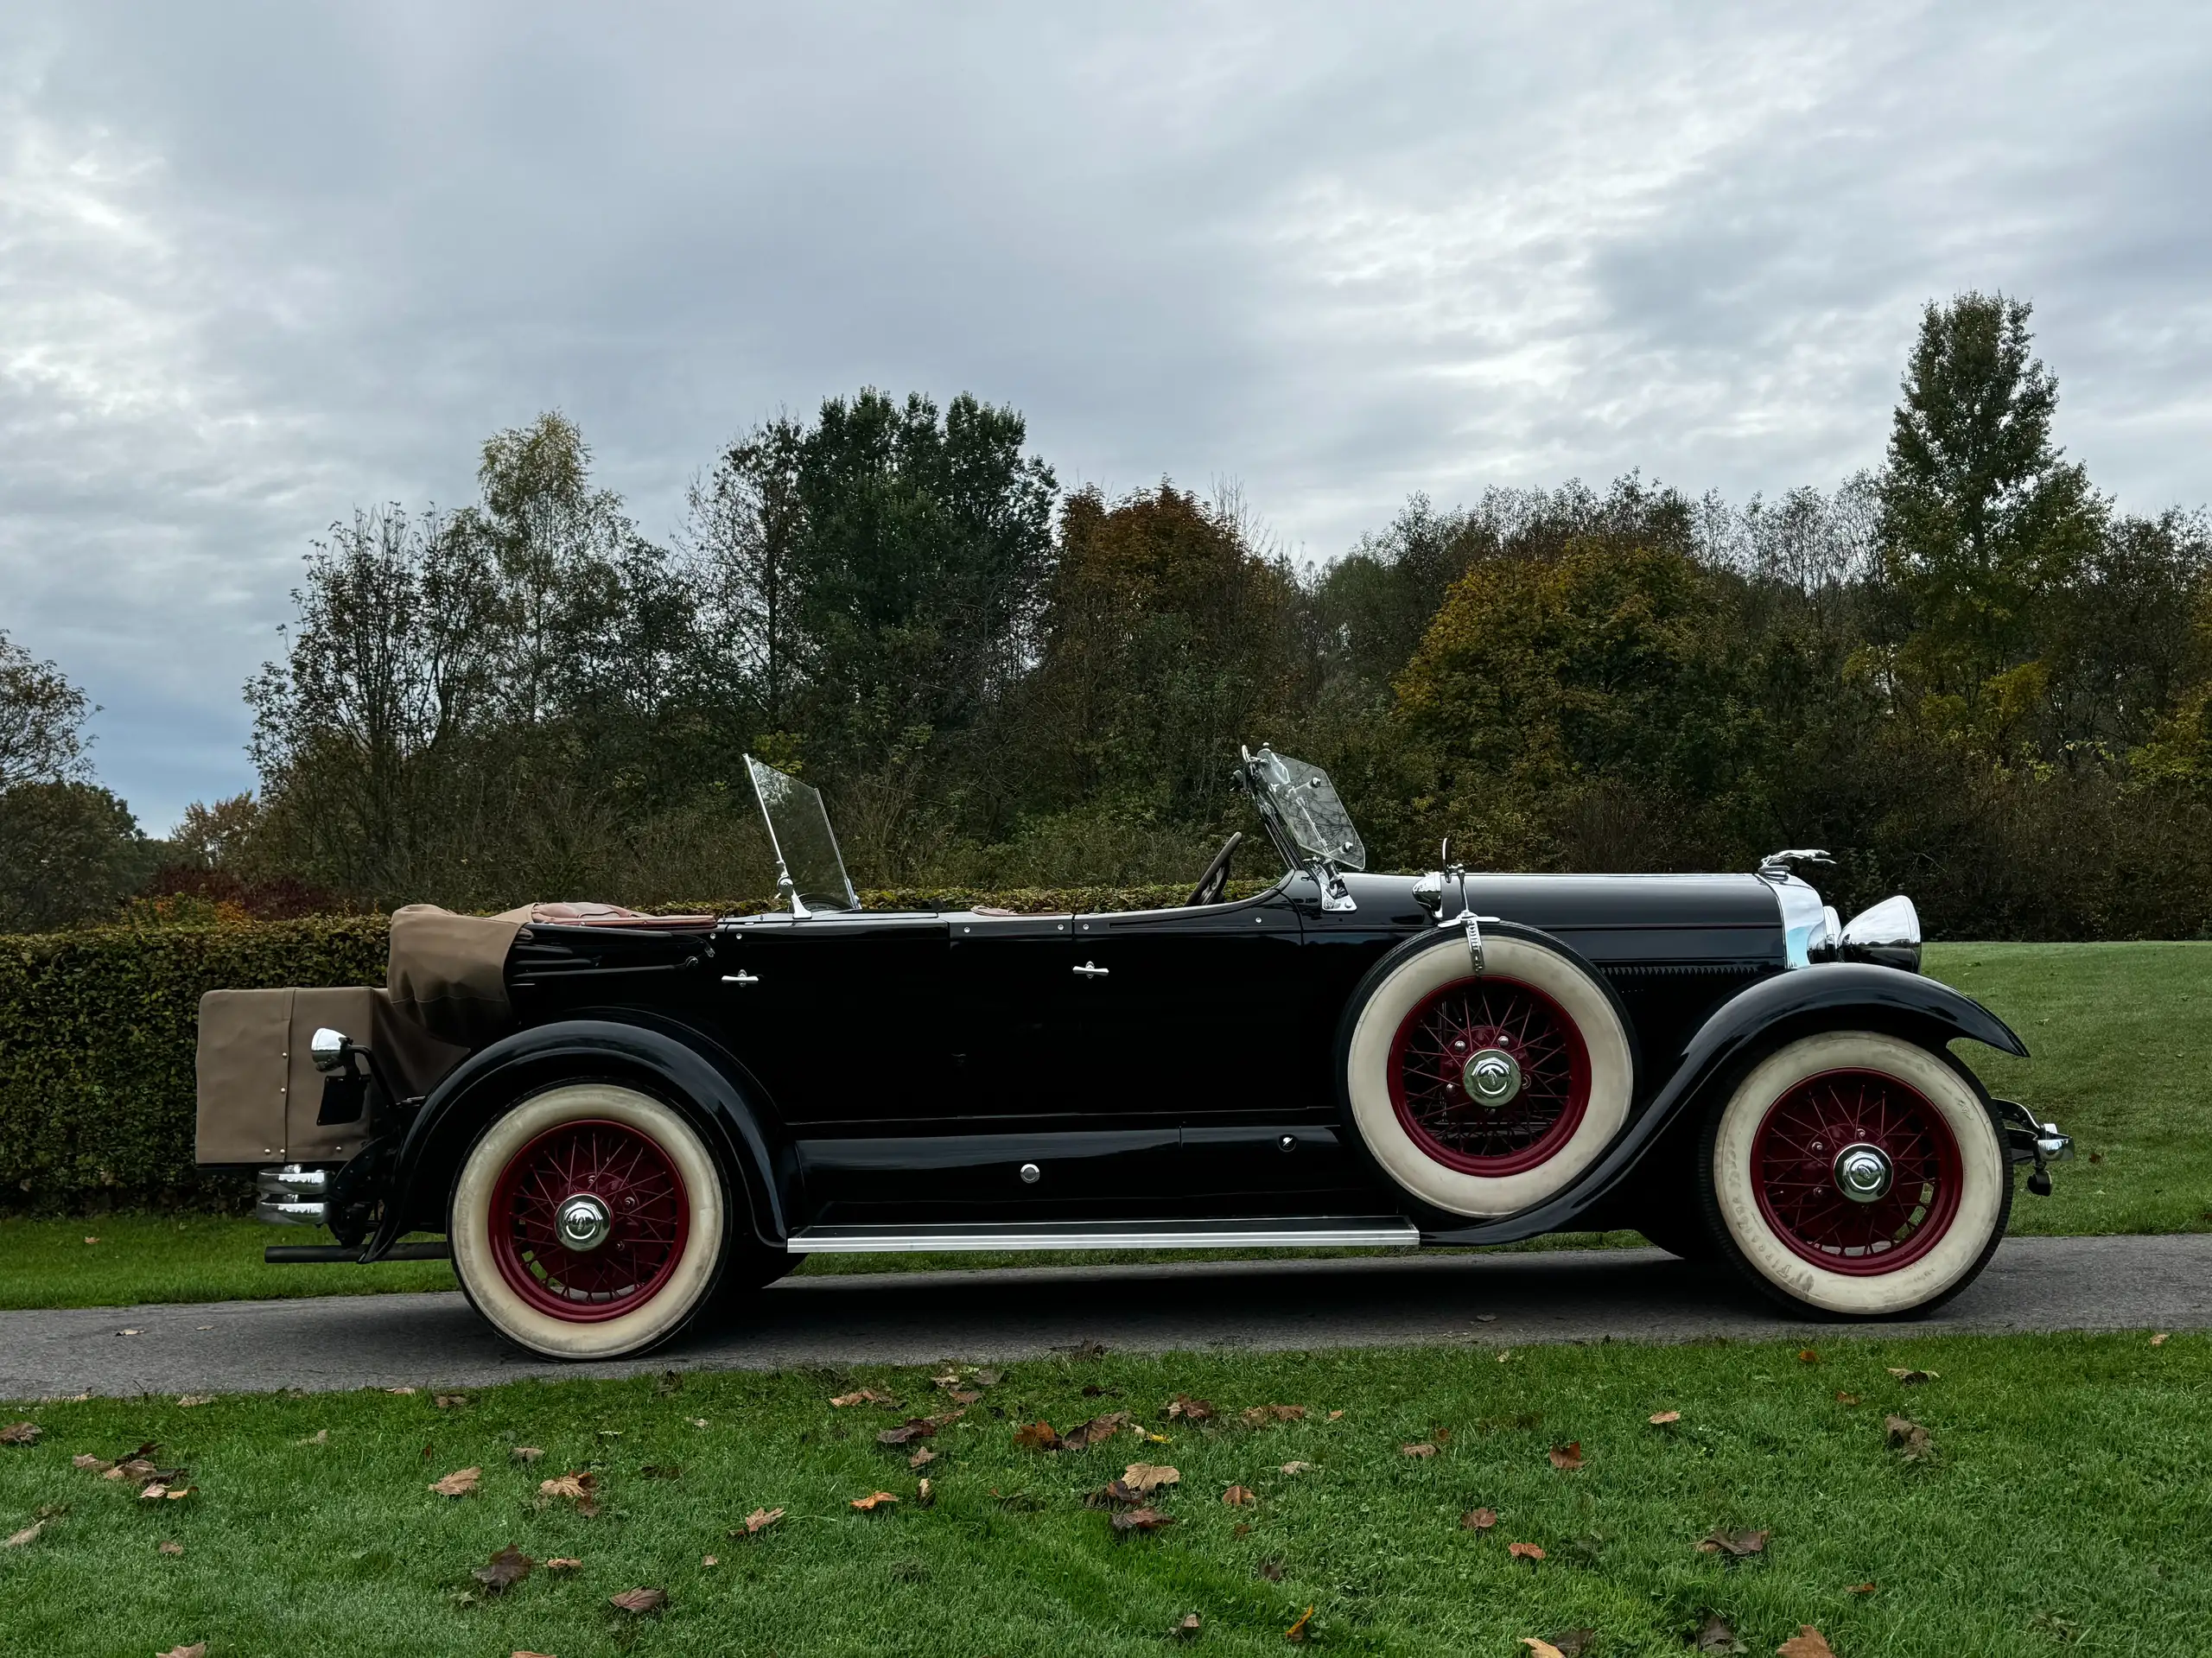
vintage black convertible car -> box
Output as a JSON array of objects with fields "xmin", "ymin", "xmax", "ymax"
[{"xmin": 196, "ymin": 746, "xmax": 2072, "ymax": 1359}]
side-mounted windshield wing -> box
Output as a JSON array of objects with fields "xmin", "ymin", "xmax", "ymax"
[
  {"xmin": 744, "ymin": 755, "xmax": 860, "ymax": 916},
  {"xmin": 1242, "ymin": 746, "xmax": 1365, "ymax": 872}
]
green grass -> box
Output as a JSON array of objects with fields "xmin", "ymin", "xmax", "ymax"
[
  {"xmin": 1, "ymin": 942, "xmax": 2202, "ymax": 1312},
  {"xmin": 1924, "ymin": 942, "xmax": 2212, "ymax": 1237},
  {"xmin": 0, "ymin": 1332, "xmax": 2202, "ymax": 1655}
]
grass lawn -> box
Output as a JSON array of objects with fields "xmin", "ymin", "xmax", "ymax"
[
  {"xmin": 0, "ymin": 941, "xmax": 2202, "ymax": 1312},
  {"xmin": 0, "ymin": 1331, "xmax": 2200, "ymax": 1656}
]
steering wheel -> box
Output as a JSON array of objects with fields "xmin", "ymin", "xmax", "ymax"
[{"xmin": 1185, "ymin": 831, "xmax": 1243, "ymax": 907}]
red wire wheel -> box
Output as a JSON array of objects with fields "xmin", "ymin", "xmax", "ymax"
[
  {"xmin": 1386, "ymin": 975, "xmax": 1591, "ymax": 1176},
  {"xmin": 1751, "ymin": 1069, "xmax": 1962, "ymax": 1275},
  {"xmin": 487, "ymin": 1117, "xmax": 691, "ymax": 1322}
]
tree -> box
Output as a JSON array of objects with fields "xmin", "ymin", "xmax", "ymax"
[
  {"xmin": 0, "ymin": 780, "xmax": 150, "ymax": 931},
  {"xmin": 684, "ymin": 416, "xmax": 810, "ymax": 734},
  {"xmin": 1878, "ymin": 294, "xmax": 2105, "ymax": 717},
  {"xmin": 1, "ymin": 628, "xmax": 92, "ymax": 790}
]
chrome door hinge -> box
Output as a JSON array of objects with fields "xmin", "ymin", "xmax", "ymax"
[
  {"xmin": 721, "ymin": 971, "xmax": 760, "ymax": 986},
  {"xmin": 1071, "ymin": 961, "xmax": 1109, "ymax": 978}
]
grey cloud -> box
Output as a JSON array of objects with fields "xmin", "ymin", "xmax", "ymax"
[{"xmin": 0, "ymin": 0, "xmax": 2206, "ymax": 830}]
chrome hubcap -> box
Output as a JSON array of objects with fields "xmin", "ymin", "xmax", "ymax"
[
  {"xmin": 1833, "ymin": 1143, "xmax": 1894, "ymax": 1204},
  {"xmin": 1462, "ymin": 1047, "xmax": 1522, "ymax": 1109},
  {"xmin": 555, "ymin": 1192, "xmax": 613, "ymax": 1251}
]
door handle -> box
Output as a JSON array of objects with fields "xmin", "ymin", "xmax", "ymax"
[
  {"xmin": 721, "ymin": 971, "xmax": 760, "ymax": 986},
  {"xmin": 1071, "ymin": 961, "xmax": 1109, "ymax": 978}
]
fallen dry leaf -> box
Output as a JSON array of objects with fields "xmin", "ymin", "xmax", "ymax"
[
  {"xmin": 1223, "ymin": 1484, "xmax": 1257, "ymax": 1507},
  {"xmin": 1121, "ymin": 1462, "xmax": 1179, "ymax": 1494},
  {"xmin": 1777, "ymin": 1628, "xmax": 1838, "ymax": 1658},
  {"xmin": 510, "ymin": 1445, "xmax": 543, "ymax": 1462},
  {"xmin": 429, "ymin": 1465, "xmax": 480, "ymax": 1497},
  {"xmin": 1834, "ymin": 1391, "xmax": 1861, "ymax": 1406},
  {"xmin": 878, "ymin": 1417, "xmax": 938, "ymax": 1445},
  {"xmin": 1327, "ymin": 1409, "xmax": 1343, "ymax": 1420},
  {"xmin": 1241, "ymin": 1404, "xmax": 1306, "ymax": 1426},
  {"xmin": 1058, "ymin": 1410, "xmax": 1132, "ymax": 1452},
  {"xmin": 610, "ymin": 1586, "xmax": 667, "ymax": 1615},
  {"xmin": 850, "ymin": 1490, "xmax": 899, "ymax": 1511},
  {"xmin": 917, "ymin": 1477, "xmax": 934, "ymax": 1507},
  {"xmin": 385, "ymin": 1386, "xmax": 416, "ymax": 1395},
  {"xmin": 84, "ymin": 1236, "xmax": 99, "ymax": 1244},
  {"xmin": 2151, "ymin": 1332, "xmax": 2171, "ymax": 1347},
  {"xmin": 513, "ymin": 1652, "xmax": 557, "ymax": 1658},
  {"xmin": 473, "ymin": 1544, "xmax": 534, "ymax": 1593},
  {"xmin": 1649, "ymin": 1410, "xmax": 1681, "ymax": 1426},
  {"xmin": 540, "ymin": 1471, "xmax": 600, "ymax": 1514},
  {"xmin": 5, "ymin": 1520, "xmax": 46, "ymax": 1547},
  {"xmin": 1885, "ymin": 1415, "xmax": 1935, "ymax": 1461},
  {"xmin": 1886, "ymin": 1368, "xmax": 1937, "ymax": 1384},
  {"xmin": 296, "ymin": 1429, "xmax": 328, "ymax": 1446},
  {"xmin": 1548, "ymin": 1442, "xmax": 1583, "ymax": 1471},
  {"xmin": 702, "ymin": 1553, "xmax": 718, "ymax": 1567},
  {"xmin": 1281, "ymin": 1460, "xmax": 1316, "ymax": 1476},
  {"xmin": 1696, "ymin": 1528, "xmax": 1770, "ymax": 1556},
  {"xmin": 947, "ymin": 1389, "xmax": 982, "ymax": 1406},
  {"xmin": 1544, "ymin": 1631, "xmax": 1598, "ymax": 1658},
  {"xmin": 735, "ymin": 1507, "xmax": 785, "ymax": 1536},
  {"xmin": 1285, "ymin": 1605, "xmax": 1315, "ymax": 1642},
  {"xmin": 1796, "ymin": 1349, "xmax": 1820, "ymax": 1364},
  {"xmin": 154, "ymin": 1646, "xmax": 206, "ymax": 1658},
  {"xmin": 1167, "ymin": 1394, "xmax": 1215, "ymax": 1421},
  {"xmin": 1260, "ymin": 1558, "xmax": 1284, "ymax": 1581},
  {"xmin": 1522, "ymin": 1641, "xmax": 1566, "ymax": 1658},
  {"xmin": 544, "ymin": 1557, "xmax": 583, "ymax": 1571},
  {"xmin": 1401, "ymin": 1442, "xmax": 1438, "ymax": 1458},
  {"xmin": 435, "ymin": 1394, "xmax": 468, "ymax": 1409},
  {"xmin": 689, "ymin": 1417, "xmax": 709, "ymax": 1428},
  {"xmin": 0, "ymin": 1423, "xmax": 40, "ymax": 1445},
  {"xmin": 1013, "ymin": 1420, "xmax": 1062, "ymax": 1452},
  {"xmin": 830, "ymin": 1388, "xmax": 898, "ymax": 1408},
  {"xmin": 1461, "ymin": 1507, "xmax": 1497, "ymax": 1531},
  {"xmin": 1848, "ymin": 1582, "xmax": 1877, "ymax": 1594},
  {"xmin": 908, "ymin": 1447, "xmax": 937, "ymax": 1469},
  {"xmin": 1173, "ymin": 1612, "xmax": 1203, "ymax": 1640},
  {"xmin": 72, "ymin": 1454, "xmax": 105, "ymax": 1471},
  {"xmin": 1507, "ymin": 1540, "xmax": 1545, "ymax": 1561},
  {"xmin": 158, "ymin": 1540, "xmax": 184, "ymax": 1556},
  {"xmin": 1110, "ymin": 1506, "xmax": 1174, "ymax": 1533},
  {"xmin": 118, "ymin": 1329, "xmax": 140, "ymax": 1337},
  {"xmin": 175, "ymin": 1395, "xmax": 213, "ymax": 1408},
  {"xmin": 1693, "ymin": 1614, "xmax": 1748, "ymax": 1654}
]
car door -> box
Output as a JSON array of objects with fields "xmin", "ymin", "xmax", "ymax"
[{"xmin": 1071, "ymin": 883, "xmax": 1374, "ymax": 1205}]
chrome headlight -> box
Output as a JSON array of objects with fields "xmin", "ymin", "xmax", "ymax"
[
  {"xmin": 1768, "ymin": 873, "xmax": 1836, "ymax": 969},
  {"xmin": 1840, "ymin": 895, "xmax": 1921, "ymax": 973}
]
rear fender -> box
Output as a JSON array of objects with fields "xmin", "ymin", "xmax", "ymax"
[
  {"xmin": 361, "ymin": 1013, "xmax": 791, "ymax": 1261},
  {"xmin": 1421, "ymin": 962, "xmax": 2027, "ymax": 1245}
]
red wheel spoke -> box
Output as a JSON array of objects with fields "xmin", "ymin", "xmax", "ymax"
[
  {"xmin": 1389, "ymin": 975, "xmax": 1592, "ymax": 1177},
  {"xmin": 490, "ymin": 1115, "xmax": 691, "ymax": 1322},
  {"xmin": 1751, "ymin": 1069, "xmax": 1961, "ymax": 1276}
]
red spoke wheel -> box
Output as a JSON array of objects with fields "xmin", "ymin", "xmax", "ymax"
[
  {"xmin": 1702, "ymin": 1032, "xmax": 2011, "ymax": 1318},
  {"xmin": 449, "ymin": 1083, "xmax": 728, "ymax": 1360},
  {"xmin": 1387, "ymin": 977, "xmax": 1590, "ymax": 1176},
  {"xmin": 1751, "ymin": 1070, "xmax": 1961, "ymax": 1274},
  {"xmin": 1344, "ymin": 930, "xmax": 1633, "ymax": 1218},
  {"xmin": 489, "ymin": 1118, "xmax": 691, "ymax": 1320}
]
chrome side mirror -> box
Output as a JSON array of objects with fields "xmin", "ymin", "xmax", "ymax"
[
  {"xmin": 309, "ymin": 1026, "xmax": 357, "ymax": 1076},
  {"xmin": 1840, "ymin": 895, "xmax": 1921, "ymax": 973}
]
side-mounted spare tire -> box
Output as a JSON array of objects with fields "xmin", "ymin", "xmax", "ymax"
[{"xmin": 1339, "ymin": 924, "xmax": 1637, "ymax": 1218}]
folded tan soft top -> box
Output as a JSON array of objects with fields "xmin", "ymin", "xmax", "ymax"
[{"xmin": 387, "ymin": 905, "xmax": 525, "ymax": 1049}]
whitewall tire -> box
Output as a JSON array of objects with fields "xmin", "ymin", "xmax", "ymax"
[
  {"xmin": 1344, "ymin": 933, "xmax": 1635, "ymax": 1217},
  {"xmin": 449, "ymin": 1082, "xmax": 728, "ymax": 1360},
  {"xmin": 1700, "ymin": 1031, "xmax": 2011, "ymax": 1318}
]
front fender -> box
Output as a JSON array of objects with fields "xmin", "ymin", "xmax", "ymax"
[
  {"xmin": 361, "ymin": 1014, "xmax": 791, "ymax": 1261},
  {"xmin": 1421, "ymin": 962, "xmax": 2026, "ymax": 1245}
]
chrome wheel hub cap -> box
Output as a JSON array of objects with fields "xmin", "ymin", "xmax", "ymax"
[
  {"xmin": 1833, "ymin": 1143, "xmax": 1894, "ymax": 1204},
  {"xmin": 556, "ymin": 1192, "xmax": 613, "ymax": 1251},
  {"xmin": 1462, "ymin": 1047, "xmax": 1523, "ymax": 1109}
]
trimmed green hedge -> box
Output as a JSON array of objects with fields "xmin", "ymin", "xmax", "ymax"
[{"xmin": 0, "ymin": 885, "xmax": 1262, "ymax": 1214}]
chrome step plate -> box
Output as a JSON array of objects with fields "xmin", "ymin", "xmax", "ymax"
[{"xmin": 786, "ymin": 1217, "xmax": 1421, "ymax": 1254}]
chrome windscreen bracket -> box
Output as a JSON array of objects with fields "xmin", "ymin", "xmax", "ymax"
[
  {"xmin": 1463, "ymin": 907, "xmax": 1484, "ymax": 975},
  {"xmin": 1316, "ymin": 861, "xmax": 1357, "ymax": 912}
]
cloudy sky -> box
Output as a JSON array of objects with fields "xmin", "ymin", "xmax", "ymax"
[{"xmin": 3, "ymin": 1, "xmax": 2208, "ymax": 832}]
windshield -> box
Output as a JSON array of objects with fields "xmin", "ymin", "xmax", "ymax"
[
  {"xmin": 1244, "ymin": 746, "xmax": 1365, "ymax": 871},
  {"xmin": 744, "ymin": 755, "xmax": 860, "ymax": 915}
]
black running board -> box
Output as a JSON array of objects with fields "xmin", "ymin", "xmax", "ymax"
[{"xmin": 785, "ymin": 1217, "xmax": 1420, "ymax": 1254}]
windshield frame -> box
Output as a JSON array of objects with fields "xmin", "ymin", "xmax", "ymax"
[{"xmin": 743, "ymin": 754, "xmax": 861, "ymax": 918}]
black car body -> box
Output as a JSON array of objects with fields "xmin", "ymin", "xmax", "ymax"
[{"xmin": 198, "ymin": 747, "xmax": 2072, "ymax": 1359}]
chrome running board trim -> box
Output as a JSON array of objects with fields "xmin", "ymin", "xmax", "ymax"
[{"xmin": 785, "ymin": 1216, "xmax": 1421, "ymax": 1254}]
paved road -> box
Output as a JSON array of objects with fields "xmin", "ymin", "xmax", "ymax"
[{"xmin": 4, "ymin": 1234, "xmax": 2207, "ymax": 1401}]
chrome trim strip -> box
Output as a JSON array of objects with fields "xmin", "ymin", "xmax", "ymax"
[{"xmin": 785, "ymin": 1217, "xmax": 1421, "ymax": 1254}]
